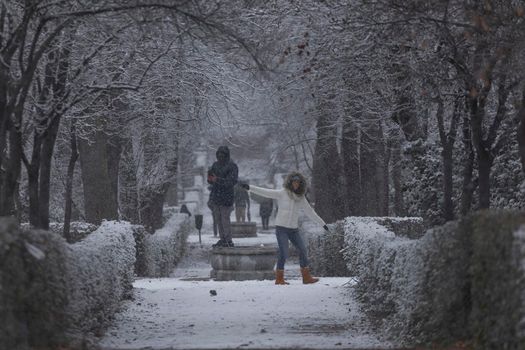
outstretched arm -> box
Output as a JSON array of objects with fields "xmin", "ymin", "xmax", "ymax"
[
  {"xmin": 248, "ymin": 185, "xmax": 281, "ymax": 199},
  {"xmin": 301, "ymin": 197, "xmax": 326, "ymax": 227}
]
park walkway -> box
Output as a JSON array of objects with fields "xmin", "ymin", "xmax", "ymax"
[{"xmin": 99, "ymin": 207, "xmax": 394, "ymax": 350}]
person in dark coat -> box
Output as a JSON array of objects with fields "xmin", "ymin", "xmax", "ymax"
[
  {"xmin": 259, "ymin": 197, "xmax": 273, "ymax": 230},
  {"xmin": 207, "ymin": 146, "xmax": 238, "ymax": 247}
]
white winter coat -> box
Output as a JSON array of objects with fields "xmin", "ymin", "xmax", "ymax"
[{"xmin": 249, "ymin": 185, "xmax": 326, "ymax": 229}]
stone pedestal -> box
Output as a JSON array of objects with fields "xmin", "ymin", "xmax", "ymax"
[
  {"xmin": 230, "ymin": 222, "xmax": 257, "ymax": 238},
  {"xmin": 210, "ymin": 246, "xmax": 277, "ymax": 281}
]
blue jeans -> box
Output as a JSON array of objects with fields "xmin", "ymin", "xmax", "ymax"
[{"xmin": 275, "ymin": 226, "xmax": 309, "ymax": 269}]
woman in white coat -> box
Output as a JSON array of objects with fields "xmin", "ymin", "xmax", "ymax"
[{"xmin": 240, "ymin": 172, "xmax": 329, "ymax": 285}]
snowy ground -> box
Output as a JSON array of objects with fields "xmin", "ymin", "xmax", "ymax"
[{"xmin": 100, "ymin": 205, "xmax": 395, "ymax": 350}]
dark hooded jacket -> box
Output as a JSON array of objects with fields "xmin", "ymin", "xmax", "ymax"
[{"xmin": 208, "ymin": 146, "xmax": 238, "ymax": 207}]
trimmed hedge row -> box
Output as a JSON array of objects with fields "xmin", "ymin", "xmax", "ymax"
[
  {"xmin": 67, "ymin": 221, "xmax": 136, "ymax": 335},
  {"xmin": 307, "ymin": 217, "xmax": 424, "ymax": 278},
  {"xmin": 326, "ymin": 211, "xmax": 525, "ymax": 348},
  {"xmin": 140, "ymin": 213, "xmax": 192, "ymax": 277},
  {"xmin": 0, "ymin": 212, "xmax": 192, "ymax": 349},
  {"xmin": 0, "ymin": 218, "xmax": 136, "ymax": 349},
  {"xmin": 307, "ymin": 220, "xmax": 349, "ymax": 276}
]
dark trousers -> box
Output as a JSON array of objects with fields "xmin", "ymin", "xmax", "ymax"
[
  {"xmin": 261, "ymin": 216, "xmax": 270, "ymax": 230},
  {"xmin": 212, "ymin": 204, "xmax": 233, "ymax": 242},
  {"xmin": 275, "ymin": 225, "xmax": 309, "ymax": 269}
]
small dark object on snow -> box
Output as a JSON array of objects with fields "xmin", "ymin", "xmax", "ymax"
[
  {"xmin": 260, "ymin": 328, "xmax": 267, "ymax": 333},
  {"xmin": 210, "ymin": 289, "xmax": 217, "ymax": 296}
]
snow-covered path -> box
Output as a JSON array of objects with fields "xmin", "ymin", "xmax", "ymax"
[{"xmin": 100, "ymin": 207, "xmax": 394, "ymax": 350}]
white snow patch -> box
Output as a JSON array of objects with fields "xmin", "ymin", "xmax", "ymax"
[{"xmin": 100, "ymin": 277, "xmax": 392, "ymax": 350}]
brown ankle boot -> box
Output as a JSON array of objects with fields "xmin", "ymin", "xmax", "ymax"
[
  {"xmin": 301, "ymin": 267, "xmax": 319, "ymax": 284},
  {"xmin": 275, "ymin": 269, "xmax": 289, "ymax": 285}
]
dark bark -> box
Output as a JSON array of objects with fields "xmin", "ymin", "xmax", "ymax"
[
  {"xmin": 78, "ymin": 129, "xmax": 119, "ymax": 225},
  {"xmin": 390, "ymin": 130, "xmax": 406, "ymax": 216},
  {"xmin": 0, "ymin": 127, "xmax": 22, "ymax": 216},
  {"xmin": 517, "ymin": 88, "xmax": 525, "ymax": 175},
  {"xmin": 139, "ymin": 184, "xmax": 169, "ymax": 233},
  {"xmin": 392, "ymin": 93, "xmax": 424, "ymax": 142},
  {"xmin": 311, "ymin": 108, "xmax": 346, "ymax": 223},
  {"xmin": 436, "ymin": 97, "xmax": 460, "ymax": 221},
  {"xmin": 383, "ymin": 126, "xmax": 390, "ymax": 217},
  {"xmin": 359, "ymin": 119, "xmax": 387, "ymax": 216},
  {"xmin": 24, "ymin": 40, "xmax": 69, "ymax": 229},
  {"xmin": 119, "ymin": 139, "xmax": 139, "ymax": 224},
  {"xmin": 106, "ymin": 134, "xmax": 122, "ymax": 207},
  {"xmin": 460, "ymin": 110, "xmax": 476, "ymax": 216},
  {"xmin": 341, "ymin": 117, "xmax": 361, "ymax": 215},
  {"xmin": 468, "ymin": 78, "xmax": 510, "ymax": 209},
  {"xmin": 63, "ymin": 121, "xmax": 78, "ymax": 242},
  {"xmin": 138, "ymin": 111, "xmax": 180, "ymax": 232}
]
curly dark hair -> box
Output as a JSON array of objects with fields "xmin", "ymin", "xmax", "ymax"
[{"xmin": 284, "ymin": 172, "xmax": 307, "ymax": 196}]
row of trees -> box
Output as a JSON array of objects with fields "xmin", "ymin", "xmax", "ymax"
[
  {"xmin": 249, "ymin": 0, "xmax": 525, "ymax": 225},
  {"xmin": 3, "ymin": 0, "xmax": 523, "ymax": 233},
  {"xmin": 0, "ymin": 1, "xmax": 269, "ymax": 237}
]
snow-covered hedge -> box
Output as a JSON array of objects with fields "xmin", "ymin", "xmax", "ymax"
[
  {"xmin": 307, "ymin": 220, "xmax": 349, "ymax": 276},
  {"xmin": 67, "ymin": 221, "xmax": 136, "ymax": 334},
  {"xmin": 464, "ymin": 212, "xmax": 525, "ymax": 349},
  {"xmin": 0, "ymin": 218, "xmax": 70, "ymax": 349},
  {"xmin": 0, "ymin": 218, "xmax": 136, "ymax": 349},
  {"xmin": 141, "ymin": 213, "xmax": 192, "ymax": 277},
  {"xmin": 307, "ymin": 217, "xmax": 424, "ymax": 277},
  {"xmin": 337, "ymin": 212, "xmax": 525, "ymax": 348}
]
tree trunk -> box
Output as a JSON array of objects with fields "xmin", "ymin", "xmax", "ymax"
[
  {"xmin": 63, "ymin": 121, "xmax": 78, "ymax": 242},
  {"xmin": 359, "ymin": 119, "xmax": 386, "ymax": 216},
  {"xmin": 138, "ymin": 111, "xmax": 180, "ymax": 232},
  {"xmin": 436, "ymin": 96, "xmax": 460, "ymax": 222},
  {"xmin": 517, "ymin": 88, "xmax": 525, "ymax": 175},
  {"xmin": 27, "ymin": 164, "xmax": 40, "ymax": 228},
  {"xmin": 391, "ymin": 131, "xmax": 406, "ymax": 216},
  {"xmin": 383, "ymin": 129, "xmax": 390, "ymax": 217},
  {"xmin": 78, "ymin": 129, "xmax": 119, "ymax": 225},
  {"xmin": 460, "ymin": 113, "xmax": 476, "ymax": 215},
  {"xmin": 442, "ymin": 144, "xmax": 454, "ymax": 220},
  {"xmin": 477, "ymin": 149, "xmax": 492, "ymax": 209},
  {"xmin": 37, "ymin": 113, "xmax": 61, "ymax": 230},
  {"xmin": 311, "ymin": 108, "xmax": 346, "ymax": 223},
  {"xmin": 341, "ymin": 116, "xmax": 361, "ymax": 215},
  {"xmin": 379, "ymin": 122, "xmax": 389, "ymax": 216},
  {"xmin": 0, "ymin": 127, "xmax": 22, "ymax": 217},
  {"xmin": 119, "ymin": 139, "xmax": 139, "ymax": 223},
  {"xmin": 107, "ymin": 134, "xmax": 122, "ymax": 206},
  {"xmin": 139, "ymin": 184, "xmax": 169, "ymax": 233}
]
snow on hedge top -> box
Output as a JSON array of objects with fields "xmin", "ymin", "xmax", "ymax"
[
  {"xmin": 345, "ymin": 217, "xmax": 395, "ymax": 240},
  {"xmin": 344, "ymin": 216, "xmax": 424, "ymax": 241},
  {"xmin": 77, "ymin": 220, "xmax": 135, "ymax": 245}
]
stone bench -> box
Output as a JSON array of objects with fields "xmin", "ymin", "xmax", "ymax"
[{"xmin": 210, "ymin": 245, "xmax": 277, "ymax": 281}]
